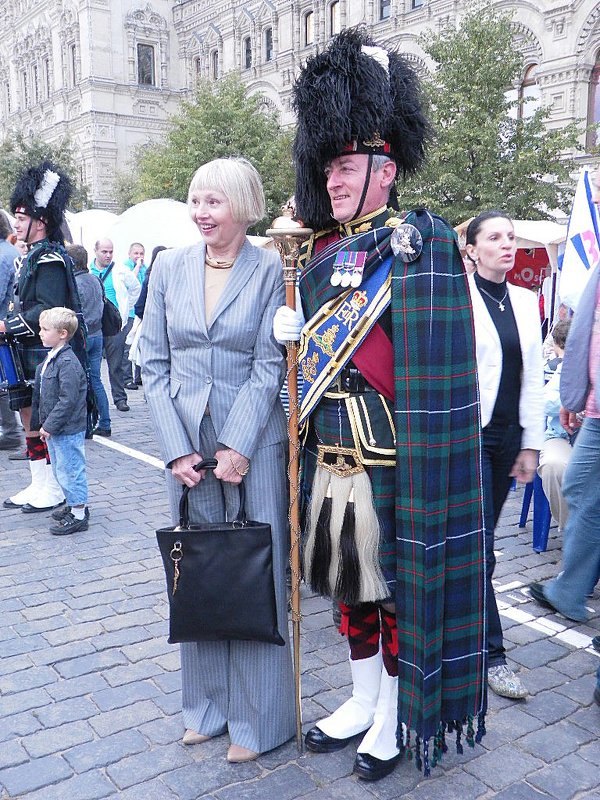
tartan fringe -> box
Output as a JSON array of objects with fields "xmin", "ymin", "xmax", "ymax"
[
  {"xmin": 304, "ymin": 466, "xmax": 388, "ymax": 604},
  {"xmin": 398, "ymin": 713, "xmax": 486, "ymax": 775}
]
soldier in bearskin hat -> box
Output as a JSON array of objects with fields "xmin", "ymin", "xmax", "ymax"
[
  {"xmin": 0, "ymin": 161, "xmax": 84, "ymax": 513},
  {"xmin": 274, "ymin": 28, "xmax": 487, "ymax": 780}
]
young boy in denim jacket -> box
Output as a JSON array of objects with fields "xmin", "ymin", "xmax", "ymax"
[{"xmin": 31, "ymin": 307, "xmax": 89, "ymax": 535}]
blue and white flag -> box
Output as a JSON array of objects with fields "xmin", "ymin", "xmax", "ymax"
[{"xmin": 559, "ymin": 168, "xmax": 600, "ymax": 311}]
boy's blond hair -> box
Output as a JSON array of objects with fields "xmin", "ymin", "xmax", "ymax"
[{"xmin": 39, "ymin": 307, "xmax": 79, "ymax": 340}]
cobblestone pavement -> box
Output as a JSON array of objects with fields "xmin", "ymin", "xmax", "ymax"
[{"xmin": 1, "ymin": 382, "xmax": 599, "ymax": 800}]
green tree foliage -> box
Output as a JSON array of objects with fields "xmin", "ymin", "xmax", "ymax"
[
  {"xmin": 400, "ymin": 6, "xmax": 583, "ymax": 225},
  {"xmin": 0, "ymin": 131, "xmax": 89, "ymax": 212},
  {"xmin": 121, "ymin": 73, "xmax": 295, "ymax": 233}
]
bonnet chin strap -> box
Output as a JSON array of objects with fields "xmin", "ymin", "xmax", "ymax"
[{"xmin": 350, "ymin": 153, "xmax": 374, "ymax": 223}]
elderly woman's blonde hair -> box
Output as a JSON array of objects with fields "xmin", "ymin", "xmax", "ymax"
[
  {"xmin": 187, "ymin": 157, "xmax": 266, "ymax": 226},
  {"xmin": 39, "ymin": 307, "xmax": 79, "ymax": 339}
]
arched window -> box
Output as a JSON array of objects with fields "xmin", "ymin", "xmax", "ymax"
[
  {"xmin": 304, "ymin": 11, "xmax": 314, "ymax": 46},
  {"xmin": 210, "ymin": 49, "xmax": 219, "ymax": 79},
  {"xmin": 518, "ymin": 64, "xmax": 540, "ymax": 119},
  {"xmin": 243, "ymin": 36, "xmax": 252, "ymax": 69},
  {"xmin": 264, "ymin": 27, "xmax": 273, "ymax": 62},
  {"xmin": 330, "ymin": 1, "xmax": 340, "ymax": 35},
  {"xmin": 587, "ymin": 50, "xmax": 600, "ymax": 150}
]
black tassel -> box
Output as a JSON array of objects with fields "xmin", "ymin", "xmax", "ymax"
[
  {"xmin": 334, "ymin": 499, "xmax": 361, "ymax": 604},
  {"xmin": 455, "ymin": 721, "xmax": 463, "ymax": 755},
  {"xmin": 415, "ymin": 735, "xmax": 422, "ymax": 772},
  {"xmin": 309, "ymin": 496, "xmax": 332, "ymax": 596},
  {"xmin": 476, "ymin": 712, "xmax": 486, "ymax": 743}
]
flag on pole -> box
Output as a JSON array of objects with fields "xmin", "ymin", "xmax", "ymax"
[{"xmin": 558, "ymin": 168, "xmax": 600, "ymax": 311}]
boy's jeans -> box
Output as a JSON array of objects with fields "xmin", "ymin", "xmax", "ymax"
[{"xmin": 47, "ymin": 431, "xmax": 88, "ymax": 506}]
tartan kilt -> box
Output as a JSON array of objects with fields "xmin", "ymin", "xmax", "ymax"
[
  {"xmin": 301, "ymin": 394, "xmax": 396, "ymax": 596},
  {"xmin": 8, "ymin": 343, "xmax": 49, "ymax": 410},
  {"xmin": 18, "ymin": 342, "xmax": 50, "ymax": 380}
]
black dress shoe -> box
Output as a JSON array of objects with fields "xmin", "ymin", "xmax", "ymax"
[
  {"xmin": 3, "ymin": 498, "xmax": 23, "ymax": 508},
  {"xmin": 21, "ymin": 501, "xmax": 65, "ymax": 514},
  {"xmin": 353, "ymin": 752, "xmax": 400, "ymax": 782},
  {"xmin": 125, "ymin": 381, "xmax": 139, "ymax": 390},
  {"xmin": 305, "ymin": 726, "xmax": 356, "ymax": 753},
  {"xmin": 115, "ymin": 401, "xmax": 130, "ymax": 412},
  {"xmin": 529, "ymin": 582, "xmax": 557, "ymax": 612}
]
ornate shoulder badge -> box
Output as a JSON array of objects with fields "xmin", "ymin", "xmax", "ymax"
[{"xmin": 390, "ymin": 224, "xmax": 423, "ymax": 263}]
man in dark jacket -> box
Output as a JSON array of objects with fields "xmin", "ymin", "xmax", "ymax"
[{"xmin": 0, "ymin": 161, "xmax": 83, "ymax": 512}]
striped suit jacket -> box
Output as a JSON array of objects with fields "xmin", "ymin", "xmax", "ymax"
[{"xmin": 140, "ymin": 238, "xmax": 287, "ymax": 468}]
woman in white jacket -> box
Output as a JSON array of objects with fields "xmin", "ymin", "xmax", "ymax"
[{"xmin": 466, "ymin": 211, "xmax": 544, "ymax": 701}]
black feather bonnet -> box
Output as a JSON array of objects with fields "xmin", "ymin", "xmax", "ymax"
[
  {"xmin": 10, "ymin": 160, "xmax": 73, "ymax": 243},
  {"xmin": 292, "ymin": 27, "xmax": 430, "ymax": 230}
]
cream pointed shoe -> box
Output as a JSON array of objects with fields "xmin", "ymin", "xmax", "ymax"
[
  {"xmin": 227, "ymin": 744, "xmax": 259, "ymax": 763},
  {"xmin": 182, "ymin": 729, "xmax": 211, "ymax": 745}
]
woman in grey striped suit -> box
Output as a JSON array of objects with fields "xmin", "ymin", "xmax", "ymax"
[{"xmin": 140, "ymin": 158, "xmax": 295, "ymax": 763}]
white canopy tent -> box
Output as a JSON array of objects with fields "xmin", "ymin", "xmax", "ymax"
[{"xmin": 65, "ymin": 209, "xmax": 119, "ymax": 262}]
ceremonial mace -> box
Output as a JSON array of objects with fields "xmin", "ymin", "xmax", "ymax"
[{"xmin": 267, "ymin": 208, "xmax": 312, "ymax": 751}]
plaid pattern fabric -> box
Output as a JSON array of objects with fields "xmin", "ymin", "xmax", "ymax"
[{"xmin": 393, "ymin": 209, "xmax": 486, "ymax": 757}]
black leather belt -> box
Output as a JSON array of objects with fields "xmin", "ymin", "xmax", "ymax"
[{"xmin": 338, "ymin": 367, "xmax": 376, "ymax": 393}]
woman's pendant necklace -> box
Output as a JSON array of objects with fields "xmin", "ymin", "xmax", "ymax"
[{"xmin": 479, "ymin": 285, "xmax": 508, "ymax": 311}]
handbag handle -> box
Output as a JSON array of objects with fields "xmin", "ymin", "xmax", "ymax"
[{"xmin": 178, "ymin": 457, "xmax": 247, "ymax": 529}]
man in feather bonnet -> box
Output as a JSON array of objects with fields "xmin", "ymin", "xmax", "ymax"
[
  {"xmin": 0, "ymin": 160, "xmax": 85, "ymax": 514},
  {"xmin": 273, "ymin": 28, "xmax": 487, "ymax": 781}
]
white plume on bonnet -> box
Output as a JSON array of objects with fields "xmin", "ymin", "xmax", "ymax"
[
  {"xmin": 361, "ymin": 45, "xmax": 389, "ymax": 75},
  {"xmin": 34, "ymin": 169, "xmax": 60, "ymax": 209}
]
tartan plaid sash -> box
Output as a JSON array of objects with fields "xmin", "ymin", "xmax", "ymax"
[{"xmin": 393, "ymin": 209, "xmax": 486, "ymax": 768}]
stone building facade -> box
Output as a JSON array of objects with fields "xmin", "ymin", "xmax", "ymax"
[
  {"xmin": 0, "ymin": 0, "xmax": 598, "ymax": 208},
  {"xmin": 0, "ymin": 0, "xmax": 184, "ymax": 209}
]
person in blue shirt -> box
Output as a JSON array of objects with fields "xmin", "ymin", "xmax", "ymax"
[{"xmin": 90, "ymin": 238, "xmax": 140, "ymax": 412}]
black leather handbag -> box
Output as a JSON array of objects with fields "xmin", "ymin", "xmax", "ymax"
[{"xmin": 156, "ymin": 459, "xmax": 285, "ymax": 646}]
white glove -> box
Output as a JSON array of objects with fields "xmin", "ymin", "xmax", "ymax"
[{"xmin": 273, "ymin": 304, "xmax": 305, "ymax": 344}]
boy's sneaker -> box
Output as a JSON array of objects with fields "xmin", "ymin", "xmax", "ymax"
[
  {"xmin": 49, "ymin": 509, "xmax": 90, "ymax": 536},
  {"xmin": 51, "ymin": 503, "xmax": 70, "ymax": 520}
]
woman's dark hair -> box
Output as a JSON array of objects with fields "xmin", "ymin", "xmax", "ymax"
[
  {"xmin": 465, "ymin": 210, "xmax": 513, "ymax": 247},
  {"xmin": 149, "ymin": 245, "xmax": 167, "ymax": 268},
  {"xmin": 551, "ymin": 318, "xmax": 571, "ymax": 350}
]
